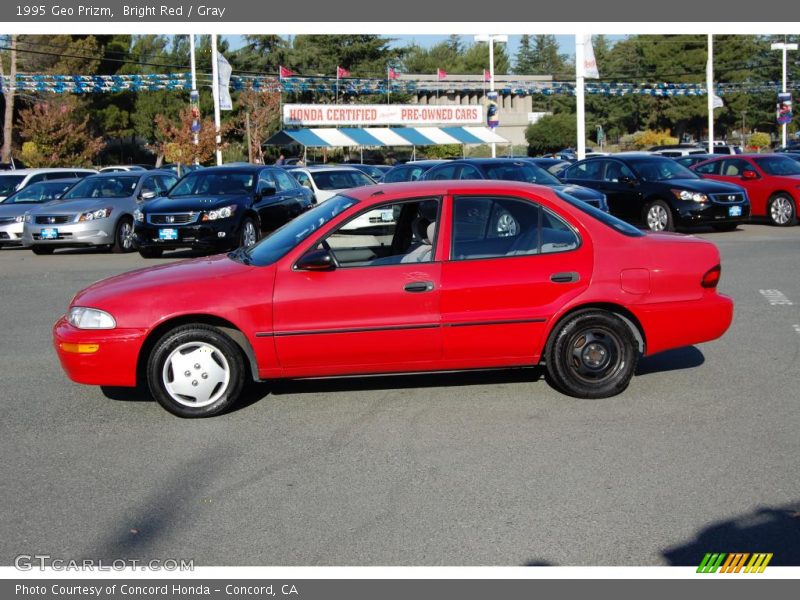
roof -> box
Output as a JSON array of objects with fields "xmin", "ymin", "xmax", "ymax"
[
  {"xmin": 88, "ymin": 169, "xmax": 175, "ymax": 178},
  {"xmin": 264, "ymin": 127, "xmax": 508, "ymax": 148},
  {"xmin": 343, "ymin": 179, "xmax": 561, "ymax": 203},
  {"xmin": 0, "ymin": 168, "xmax": 96, "ymax": 175}
]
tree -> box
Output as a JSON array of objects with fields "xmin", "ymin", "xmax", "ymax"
[
  {"xmin": 17, "ymin": 97, "xmax": 105, "ymax": 167},
  {"xmin": 1, "ymin": 35, "xmax": 17, "ymax": 162},
  {"xmin": 525, "ymin": 113, "xmax": 576, "ymax": 154},
  {"xmin": 515, "ymin": 35, "xmax": 536, "ymax": 74},
  {"xmin": 236, "ymin": 90, "xmax": 281, "ymax": 163},
  {"xmin": 149, "ymin": 106, "xmax": 230, "ymax": 166},
  {"xmin": 530, "ymin": 35, "xmax": 567, "ymax": 76}
]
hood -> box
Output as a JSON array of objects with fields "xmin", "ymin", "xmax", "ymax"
[
  {"xmin": 145, "ymin": 194, "xmax": 251, "ymax": 213},
  {"xmin": 30, "ymin": 197, "xmax": 123, "ymax": 215},
  {"xmin": 663, "ymin": 178, "xmax": 745, "ymax": 194},
  {"xmin": 0, "ymin": 203, "xmax": 31, "ymax": 218},
  {"xmin": 552, "ymin": 183, "xmax": 604, "ymax": 201}
]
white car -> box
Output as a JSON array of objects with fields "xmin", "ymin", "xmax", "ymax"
[
  {"xmin": 98, "ymin": 165, "xmax": 148, "ymax": 173},
  {"xmin": 0, "ymin": 168, "xmax": 97, "ymax": 202},
  {"xmin": 287, "ymin": 166, "xmax": 375, "ymax": 204}
]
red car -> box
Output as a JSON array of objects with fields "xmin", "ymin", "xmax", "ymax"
[
  {"xmin": 691, "ymin": 154, "xmax": 800, "ymax": 226},
  {"xmin": 53, "ymin": 181, "xmax": 733, "ymax": 418}
]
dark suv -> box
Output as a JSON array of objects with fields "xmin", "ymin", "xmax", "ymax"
[
  {"xmin": 560, "ymin": 154, "xmax": 750, "ymax": 231},
  {"xmin": 133, "ymin": 166, "xmax": 313, "ymax": 258}
]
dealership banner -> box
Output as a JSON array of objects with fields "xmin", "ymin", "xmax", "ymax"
[
  {"xmin": 777, "ymin": 92, "xmax": 792, "ymax": 125},
  {"xmin": 283, "ymin": 104, "xmax": 483, "ymax": 126}
]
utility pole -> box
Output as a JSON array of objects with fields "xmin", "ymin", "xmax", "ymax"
[
  {"xmin": 1, "ymin": 35, "xmax": 17, "ymax": 163},
  {"xmin": 707, "ymin": 34, "xmax": 714, "ymax": 154},
  {"xmin": 474, "ymin": 34, "xmax": 507, "ymax": 158},
  {"xmin": 771, "ymin": 40, "xmax": 798, "ymax": 148}
]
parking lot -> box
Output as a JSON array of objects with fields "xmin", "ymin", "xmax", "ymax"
[{"xmin": 1, "ymin": 224, "xmax": 798, "ymax": 566}]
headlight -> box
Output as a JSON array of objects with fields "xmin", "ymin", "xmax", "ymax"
[
  {"xmin": 15, "ymin": 214, "xmax": 25, "ymax": 223},
  {"xmin": 24, "ymin": 212, "xmax": 32, "ymax": 223},
  {"xmin": 79, "ymin": 207, "xmax": 113, "ymax": 221},
  {"xmin": 134, "ymin": 209, "xmax": 144, "ymax": 222},
  {"xmin": 67, "ymin": 307, "xmax": 116, "ymax": 329},
  {"xmin": 672, "ymin": 189, "xmax": 708, "ymax": 203},
  {"xmin": 202, "ymin": 204, "xmax": 237, "ymax": 221}
]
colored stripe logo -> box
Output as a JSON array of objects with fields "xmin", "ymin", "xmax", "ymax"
[{"xmin": 697, "ymin": 553, "xmax": 773, "ymax": 573}]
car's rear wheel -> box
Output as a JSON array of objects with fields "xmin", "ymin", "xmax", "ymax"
[
  {"xmin": 112, "ymin": 217, "xmax": 135, "ymax": 253},
  {"xmin": 767, "ymin": 194, "xmax": 797, "ymax": 226},
  {"xmin": 147, "ymin": 324, "xmax": 245, "ymax": 418},
  {"xmin": 546, "ymin": 310, "xmax": 638, "ymax": 399},
  {"xmin": 31, "ymin": 245, "xmax": 55, "ymax": 255},
  {"xmin": 643, "ymin": 200, "xmax": 674, "ymax": 232},
  {"xmin": 138, "ymin": 247, "xmax": 163, "ymax": 259},
  {"xmin": 239, "ymin": 217, "xmax": 259, "ymax": 248}
]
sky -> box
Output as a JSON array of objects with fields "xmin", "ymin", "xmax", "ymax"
[{"xmin": 224, "ymin": 35, "xmax": 627, "ymax": 63}]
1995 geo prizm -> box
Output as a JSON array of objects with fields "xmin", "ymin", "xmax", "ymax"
[{"xmin": 53, "ymin": 181, "xmax": 733, "ymax": 418}]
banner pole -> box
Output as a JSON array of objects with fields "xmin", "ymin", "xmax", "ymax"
[{"xmin": 211, "ymin": 34, "xmax": 223, "ymax": 166}]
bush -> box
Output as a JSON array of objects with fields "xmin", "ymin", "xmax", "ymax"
[
  {"xmin": 525, "ymin": 113, "xmax": 576, "ymax": 154},
  {"xmin": 747, "ymin": 132, "xmax": 771, "ymax": 153},
  {"xmin": 619, "ymin": 129, "xmax": 679, "ymax": 151}
]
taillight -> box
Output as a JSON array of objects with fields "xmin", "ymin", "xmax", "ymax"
[{"xmin": 702, "ymin": 265, "xmax": 721, "ymax": 288}]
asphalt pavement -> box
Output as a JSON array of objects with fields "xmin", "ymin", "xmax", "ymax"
[{"xmin": 1, "ymin": 224, "xmax": 798, "ymax": 566}]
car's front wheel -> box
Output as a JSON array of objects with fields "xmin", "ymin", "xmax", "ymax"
[
  {"xmin": 545, "ymin": 310, "xmax": 638, "ymax": 399},
  {"xmin": 643, "ymin": 200, "xmax": 674, "ymax": 232},
  {"xmin": 112, "ymin": 217, "xmax": 135, "ymax": 253},
  {"xmin": 239, "ymin": 217, "xmax": 259, "ymax": 248},
  {"xmin": 767, "ymin": 193, "xmax": 797, "ymax": 226},
  {"xmin": 147, "ymin": 324, "xmax": 245, "ymax": 418}
]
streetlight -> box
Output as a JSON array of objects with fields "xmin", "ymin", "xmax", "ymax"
[
  {"xmin": 474, "ymin": 34, "xmax": 508, "ymax": 158},
  {"xmin": 771, "ymin": 41, "xmax": 798, "ymax": 148}
]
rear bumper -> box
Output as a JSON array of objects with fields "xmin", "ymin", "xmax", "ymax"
[
  {"xmin": 635, "ymin": 292, "xmax": 734, "ymax": 356},
  {"xmin": 52, "ymin": 317, "xmax": 147, "ymax": 387}
]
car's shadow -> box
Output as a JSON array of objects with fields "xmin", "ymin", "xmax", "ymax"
[
  {"xmin": 52, "ymin": 247, "xmax": 210, "ymax": 259},
  {"xmin": 102, "ymin": 347, "xmax": 705, "ymax": 414}
]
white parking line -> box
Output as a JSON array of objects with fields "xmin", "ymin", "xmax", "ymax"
[{"xmin": 759, "ymin": 289, "xmax": 794, "ymax": 306}]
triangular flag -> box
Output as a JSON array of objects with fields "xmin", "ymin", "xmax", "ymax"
[
  {"xmin": 437, "ymin": 68, "xmax": 447, "ymax": 81},
  {"xmin": 388, "ymin": 67, "xmax": 399, "ymax": 80},
  {"xmin": 279, "ymin": 65, "xmax": 296, "ymax": 78},
  {"xmin": 483, "ymin": 69, "xmax": 491, "ymax": 82},
  {"xmin": 337, "ymin": 66, "xmax": 350, "ymax": 78}
]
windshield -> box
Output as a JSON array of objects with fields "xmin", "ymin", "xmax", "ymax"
[
  {"xmin": 557, "ymin": 190, "xmax": 645, "ymax": 237},
  {"xmin": 628, "ymin": 158, "xmax": 699, "ymax": 181},
  {"xmin": 753, "ymin": 156, "xmax": 800, "ymax": 176},
  {"xmin": 4, "ymin": 181, "xmax": 74, "ymax": 204},
  {"xmin": 170, "ymin": 170, "xmax": 255, "ymax": 196},
  {"xmin": 63, "ymin": 175, "xmax": 139, "ymax": 199},
  {"xmin": 237, "ymin": 195, "xmax": 359, "ymax": 266},
  {"xmin": 483, "ymin": 162, "xmax": 562, "ymax": 185},
  {"xmin": 311, "ymin": 170, "xmax": 374, "ymax": 190},
  {"xmin": 0, "ymin": 175, "xmax": 25, "ymax": 197}
]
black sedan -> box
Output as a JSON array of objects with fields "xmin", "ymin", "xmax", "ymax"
[
  {"xmin": 560, "ymin": 154, "xmax": 750, "ymax": 232},
  {"xmin": 421, "ymin": 158, "xmax": 609, "ymax": 211},
  {"xmin": 526, "ymin": 157, "xmax": 573, "ymax": 177},
  {"xmin": 133, "ymin": 166, "xmax": 313, "ymax": 258},
  {"xmin": 381, "ymin": 160, "xmax": 448, "ymax": 183}
]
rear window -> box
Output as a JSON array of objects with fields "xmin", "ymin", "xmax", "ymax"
[
  {"xmin": 556, "ymin": 191, "xmax": 644, "ymax": 237},
  {"xmin": 312, "ymin": 170, "xmax": 373, "ymax": 190}
]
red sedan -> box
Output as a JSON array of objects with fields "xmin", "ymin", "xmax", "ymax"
[
  {"xmin": 53, "ymin": 181, "xmax": 733, "ymax": 417},
  {"xmin": 691, "ymin": 153, "xmax": 800, "ymax": 226}
]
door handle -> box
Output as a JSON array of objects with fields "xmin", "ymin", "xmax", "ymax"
[
  {"xmin": 404, "ymin": 281, "xmax": 434, "ymax": 293},
  {"xmin": 550, "ymin": 272, "xmax": 580, "ymax": 283}
]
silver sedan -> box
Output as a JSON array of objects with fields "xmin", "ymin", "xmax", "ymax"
[{"xmin": 22, "ymin": 171, "xmax": 177, "ymax": 255}]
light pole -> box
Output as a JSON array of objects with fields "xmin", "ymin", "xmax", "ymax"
[
  {"xmin": 771, "ymin": 41, "xmax": 798, "ymax": 148},
  {"xmin": 474, "ymin": 34, "xmax": 508, "ymax": 158}
]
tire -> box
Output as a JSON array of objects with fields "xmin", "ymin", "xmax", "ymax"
[
  {"xmin": 31, "ymin": 245, "xmax": 55, "ymax": 255},
  {"xmin": 711, "ymin": 223, "xmax": 738, "ymax": 232},
  {"xmin": 643, "ymin": 199, "xmax": 674, "ymax": 232},
  {"xmin": 112, "ymin": 217, "xmax": 135, "ymax": 253},
  {"xmin": 767, "ymin": 194, "xmax": 797, "ymax": 226},
  {"xmin": 146, "ymin": 324, "xmax": 245, "ymax": 418},
  {"xmin": 138, "ymin": 247, "xmax": 163, "ymax": 259},
  {"xmin": 545, "ymin": 310, "xmax": 638, "ymax": 399},
  {"xmin": 239, "ymin": 216, "xmax": 259, "ymax": 248}
]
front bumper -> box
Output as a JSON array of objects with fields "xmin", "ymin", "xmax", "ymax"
[
  {"xmin": 53, "ymin": 316, "xmax": 147, "ymax": 387},
  {"xmin": 133, "ymin": 219, "xmax": 240, "ymax": 251},
  {"xmin": 0, "ymin": 221, "xmax": 24, "ymax": 246},
  {"xmin": 22, "ymin": 219, "xmax": 115, "ymax": 247},
  {"xmin": 674, "ymin": 200, "xmax": 751, "ymax": 225}
]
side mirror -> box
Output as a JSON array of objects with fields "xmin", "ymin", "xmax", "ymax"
[
  {"xmin": 742, "ymin": 170, "xmax": 758, "ymax": 180},
  {"xmin": 140, "ymin": 191, "xmax": 157, "ymax": 200},
  {"xmin": 296, "ymin": 248, "xmax": 335, "ymax": 271},
  {"xmin": 619, "ymin": 175, "xmax": 637, "ymax": 186},
  {"xmin": 255, "ymin": 185, "xmax": 277, "ymax": 200}
]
